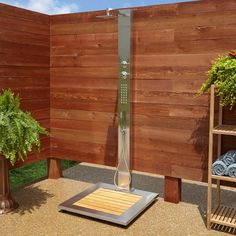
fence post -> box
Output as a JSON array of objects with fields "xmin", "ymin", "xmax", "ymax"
[
  {"xmin": 164, "ymin": 176, "xmax": 182, "ymax": 203},
  {"xmin": 47, "ymin": 158, "xmax": 62, "ymax": 179}
]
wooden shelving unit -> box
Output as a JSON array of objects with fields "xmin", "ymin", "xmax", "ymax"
[
  {"xmin": 212, "ymin": 175, "xmax": 236, "ymax": 183},
  {"xmin": 211, "ymin": 205, "xmax": 236, "ymax": 227},
  {"xmin": 213, "ymin": 125, "xmax": 236, "ymax": 136},
  {"xmin": 207, "ymin": 85, "xmax": 236, "ymax": 230}
]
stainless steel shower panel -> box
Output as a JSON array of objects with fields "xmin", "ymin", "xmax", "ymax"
[
  {"xmin": 58, "ymin": 9, "xmax": 159, "ymax": 226},
  {"xmin": 117, "ymin": 9, "xmax": 132, "ymax": 190}
]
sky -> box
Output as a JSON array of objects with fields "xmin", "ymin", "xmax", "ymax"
[{"xmin": 0, "ymin": 0, "xmax": 193, "ymax": 14}]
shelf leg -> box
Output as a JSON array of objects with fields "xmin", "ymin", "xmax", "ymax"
[
  {"xmin": 216, "ymin": 179, "xmax": 221, "ymax": 206},
  {"xmin": 207, "ymin": 85, "xmax": 215, "ymax": 230},
  {"xmin": 216, "ymin": 94, "xmax": 222, "ymax": 208},
  {"xmin": 207, "ymin": 172, "xmax": 212, "ymax": 229}
]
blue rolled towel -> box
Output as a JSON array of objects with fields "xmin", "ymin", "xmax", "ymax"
[
  {"xmin": 212, "ymin": 160, "xmax": 228, "ymax": 176},
  {"xmin": 226, "ymin": 164, "xmax": 236, "ymax": 178},
  {"xmin": 222, "ymin": 150, "xmax": 236, "ymax": 166}
]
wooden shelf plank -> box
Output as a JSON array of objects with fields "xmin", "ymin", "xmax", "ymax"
[
  {"xmin": 211, "ymin": 205, "xmax": 236, "ymax": 228},
  {"xmin": 213, "ymin": 125, "xmax": 236, "ymax": 136},
  {"xmin": 212, "ymin": 175, "xmax": 236, "ymax": 183}
]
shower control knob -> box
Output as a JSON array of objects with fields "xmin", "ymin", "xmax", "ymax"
[
  {"xmin": 121, "ymin": 61, "xmax": 129, "ymax": 68},
  {"xmin": 121, "ymin": 71, "xmax": 129, "ymax": 79},
  {"xmin": 121, "ymin": 128, "xmax": 126, "ymax": 135}
]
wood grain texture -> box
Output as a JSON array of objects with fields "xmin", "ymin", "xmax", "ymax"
[
  {"xmin": 47, "ymin": 158, "xmax": 62, "ymax": 179},
  {"xmin": 0, "ymin": 4, "xmax": 50, "ymax": 168},
  {"xmin": 2, "ymin": 0, "xmax": 236, "ymax": 182},
  {"xmin": 73, "ymin": 188, "xmax": 142, "ymax": 216},
  {"xmin": 164, "ymin": 176, "xmax": 181, "ymax": 203},
  {"xmin": 50, "ymin": 0, "xmax": 236, "ymax": 182}
]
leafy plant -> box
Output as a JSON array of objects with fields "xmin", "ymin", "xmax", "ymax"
[
  {"xmin": 0, "ymin": 90, "xmax": 48, "ymax": 165},
  {"xmin": 198, "ymin": 50, "xmax": 236, "ymax": 109}
]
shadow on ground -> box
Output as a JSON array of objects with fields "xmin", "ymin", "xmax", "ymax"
[
  {"xmin": 11, "ymin": 185, "xmax": 54, "ymax": 215},
  {"xmin": 63, "ymin": 164, "xmax": 235, "ymax": 205},
  {"xmin": 63, "ymin": 163, "xmax": 236, "ymax": 230}
]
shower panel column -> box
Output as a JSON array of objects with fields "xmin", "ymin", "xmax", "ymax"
[{"xmin": 117, "ymin": 9, "xmax": 132, "ymax": 190}]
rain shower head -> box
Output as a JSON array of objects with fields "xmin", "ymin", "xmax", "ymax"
[{"xmin": 96, "ymin": 8, "xmax": 117, "ymax": 19}]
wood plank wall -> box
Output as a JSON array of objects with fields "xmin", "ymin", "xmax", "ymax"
[
  {"xmin": 50, "ymin": 0, "xmax": 236, "ymax": 181},
  {"xmin": 0, "ymin": 4, "xmax": 50, "ymax": 168},
  {"xmin": 3, "ymin": 0, "xmax": 236, "ymax": 181}
]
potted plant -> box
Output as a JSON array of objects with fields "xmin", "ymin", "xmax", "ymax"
[
  {"xmin": 197, "ymin": 50, "xmax": 236, "ymax": 109},
  {"xmin": 0, "ymin": 90, "xmax": 48, "ymax": 214}
]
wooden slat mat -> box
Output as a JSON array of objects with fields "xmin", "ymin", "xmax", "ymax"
[{"xmin": 73, "ymin": 188, "xmax": 142, "ymax": 216}]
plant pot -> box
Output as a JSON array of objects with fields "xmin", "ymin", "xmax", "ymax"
[{"xmin": 0, "ymin": 156, "xmax": 18, "ymax": 214}]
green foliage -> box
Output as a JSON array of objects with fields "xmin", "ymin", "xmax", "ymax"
[
  {"xmin": 0, "ymin": 90, "xmax": 48, "ymax": 165},
  {"xmin": 198, "ymin": 50, "xmax": 236, "ymax": 109},
  {"xmin": 10, "ymin": 160, "xmax": 78, "ymax": 189}
]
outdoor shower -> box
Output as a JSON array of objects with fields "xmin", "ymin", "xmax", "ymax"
[
  {"xmin": 97, "ymin": 7, "xmax": 132, "ymax": 191},
  {"xmin": 59, "ymin": 8, "xmax": 158, "ymax": 226},
  {"xmin": 115, "ymin": 7, "xmax": 132, "ymax": 191}
]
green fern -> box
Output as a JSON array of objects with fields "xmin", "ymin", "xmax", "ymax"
[
  {"xmin": 0, "ymin": 90, "xmax": 48, "ymax": 165},
  {"xmin": 197, "ymin": 50, "xmax": 236, "ymax": 109}
]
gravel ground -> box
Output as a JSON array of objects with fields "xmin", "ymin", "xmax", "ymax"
[{"xmin": 1, "ymin": 163, "xmax": 235, "ymax": 236}]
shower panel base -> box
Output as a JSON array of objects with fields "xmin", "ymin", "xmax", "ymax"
[{"xmin": 58, "ymin": 182, "xmax": 158, "ymax": 226}]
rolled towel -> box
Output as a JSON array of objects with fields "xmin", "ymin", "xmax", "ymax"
[
  {"xmin": 226, "ymin": 164, "xmax": 236, "ymax": 178},
  {"xmin": 212, "ymin": 160, "xmax": 228, "ymax": 176},
  {"xmin": 222, "ymin": 150, "xmax": 236, "ymax": 166}
]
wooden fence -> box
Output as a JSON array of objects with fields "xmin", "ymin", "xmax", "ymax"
[
  {"xmin": 0, "ymin": 4, "xmax": 50, "ymax": 167},
  {"xmin": 50, "ymin": 0, "xmax": 236, "ymax": 181},
  {"xmin": 1, "ymin": 0, "xmax": 236, "ymax": 182}
]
